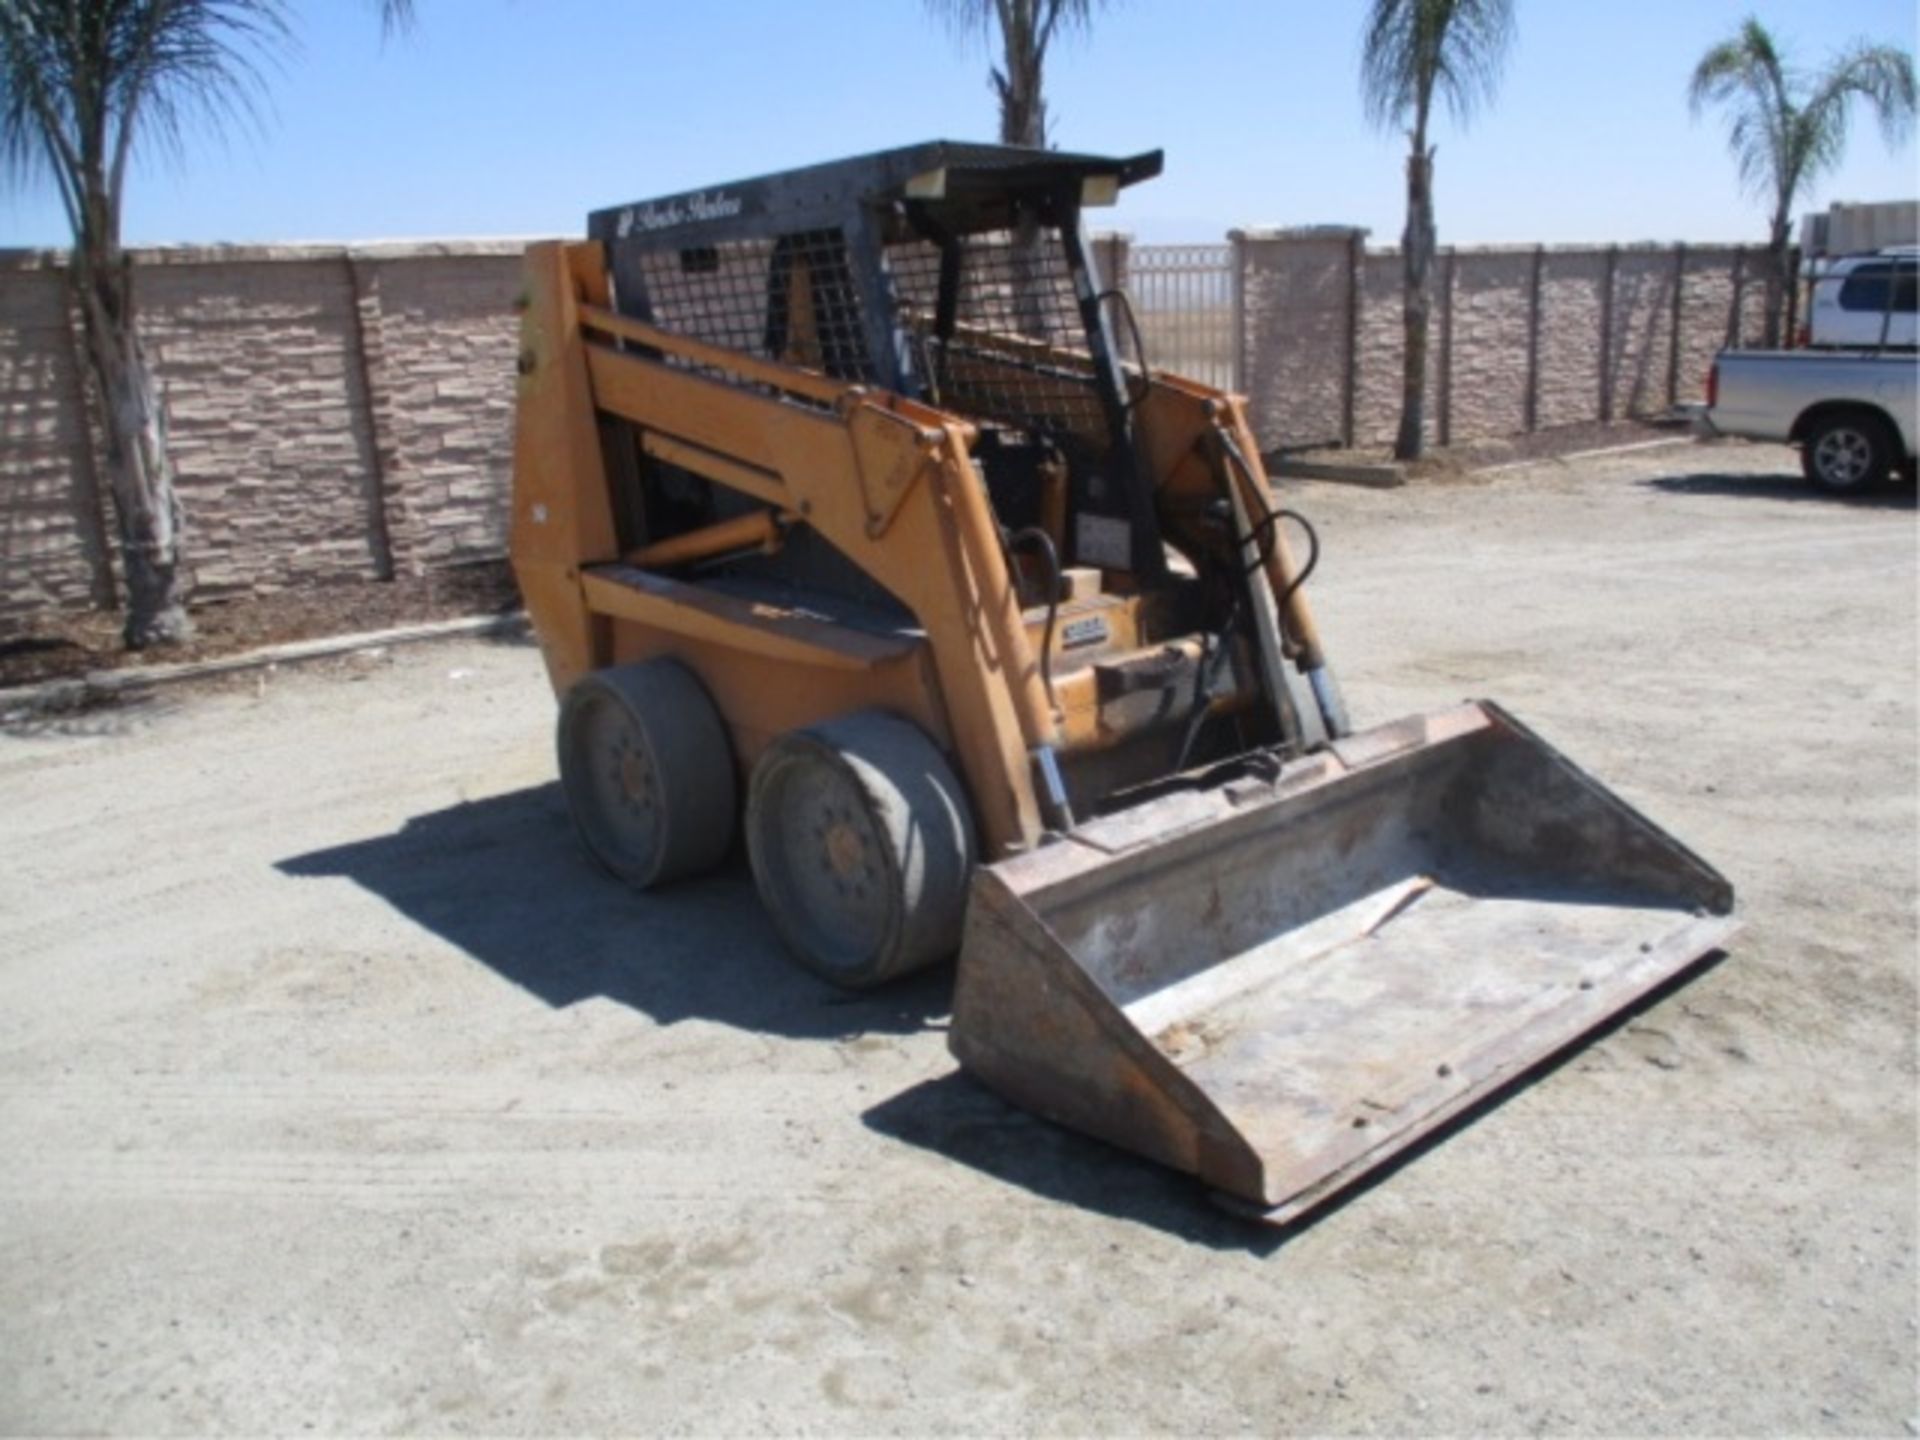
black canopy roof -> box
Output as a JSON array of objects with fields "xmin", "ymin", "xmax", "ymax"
[{"xmin": 587, "ymin": 141, "xmax": 1163, "ymax": 249}]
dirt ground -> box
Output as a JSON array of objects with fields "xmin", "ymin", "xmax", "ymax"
[{"xmin": 1, "ymin": 438, "xmax": 1914, "ymax": 1436}]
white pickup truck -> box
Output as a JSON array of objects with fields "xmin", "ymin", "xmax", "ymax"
[{"xmin": 1698, "ymin": 349, "xmax": 1918, "ymax": 494}]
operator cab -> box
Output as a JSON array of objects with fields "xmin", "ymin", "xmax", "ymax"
[{"xmin": 589, "ymin": 142, "xmax": 1168, "ymax": 589}]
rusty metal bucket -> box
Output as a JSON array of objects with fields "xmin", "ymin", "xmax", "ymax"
[{"xmin": 949, "ymin": 701, "xmax": 1737, "ymax": 1223}]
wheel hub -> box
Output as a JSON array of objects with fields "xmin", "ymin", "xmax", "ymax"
[
  {"xmin": 825, "ymin": 821, "xmax": 866, "ymax": 878},
  {"xmin": 1816, "ymin": 429, "xmax": 1870, "ymax": 484},
  {"xmin": 618, "ymin": 747, "xmax": 653, "ymax": 806}
]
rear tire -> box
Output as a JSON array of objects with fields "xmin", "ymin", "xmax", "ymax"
[
  {"xmin": 557, "ymin": 659, "xmax": 737, "ymax": 889},
  {"xmin": 1801, "ymin": 411, "xmax": 1895, "ymax": 494},
  {"xmin": 745, "ymin": 712, "xmax": 976, "ymax": 990}
]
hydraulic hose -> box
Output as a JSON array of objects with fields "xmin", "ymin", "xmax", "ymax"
[
  {"xmin": 1004, "ymin": 525, "xmax": 1064, "ymax": 714},
  {"xmin": 1174, "ymin": 427, "xmax": 1326, "ymax": 769}
]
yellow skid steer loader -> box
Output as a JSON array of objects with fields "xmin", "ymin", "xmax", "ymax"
[{"xmin": 510, "ymin": 143, "xmax": 1736, "ymax": 1222}]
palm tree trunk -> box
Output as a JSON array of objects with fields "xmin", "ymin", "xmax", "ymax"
[
  {"xmin": 996, "ymin": 3, "xmax": 1050, "ymax": 336},
  {"xmin": 1762, "ymin": 204, "xmax": 1792, "ymax": 348},
  {"xmin": 996, "ymin": 0, "xmax": 1047, "ymax": 148},
  {"xmin": 998, "ymin": 60, "xmax": 1045, "ymax": 147},
  {"xmin": 73, "ymin": 245, "xmax": 191, "ymax": 648},
  {"xmin": 1395, "ymin": 139, "xmax": 1436, "ymax": 462}
]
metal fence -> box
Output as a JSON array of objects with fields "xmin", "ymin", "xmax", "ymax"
[{"xmin": 1125, "ymin": 243, "xmax": 1238, "ymax": 390}]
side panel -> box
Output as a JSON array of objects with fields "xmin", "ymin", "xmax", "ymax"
[
  {"xmin": 582, "ymin": 339, "xmax": 1049, "ymax": 855},
  {"xmin": 514, "ymin": 249, "xmax": 1050, "ymax": 855},
  {"xmin": 606, "ymin": 619, "xmax": 948, "ymax": 779},
  {"xmin": 509, "ymin": 242, "xmax": 618, "ymax": 695}
]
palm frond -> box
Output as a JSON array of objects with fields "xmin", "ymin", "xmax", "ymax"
[
  {"xmin": 0, "ymin": 5, "xmax": 66, "ymax": 203},
  {"xmin": 1803, "ymin": 40, "xmax": 1916, "ymax": 156},
  {"xmin": 0, "ymin": 0, "xmax": 290, "ymax": 244},
  {"xmin": 111, "ymin": 2, "xmax": 291, "ymax": 178},
  {"xmin": 1690, "ymin": 16, "xmax": 1916, "ymax": 210},
  {"xmin": 923, "ymin": 0, "xmax": 1102, "ymax": 56},
  {"xmin": 923, "ymin": 0, "xmax": 1108, "ymax": 146},
  {"xmin": 1361, "ymin": 0, "xmax": 1514, "ymax": 133}
]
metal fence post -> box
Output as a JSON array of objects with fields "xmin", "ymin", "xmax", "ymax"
[
  {"xmin": 1342, "ymin": 231, "xmax": 1361, "ymax": 447},
  {"xmin": 1438, "ymin": 247, "xmax": 1456, "ymax": 448},
  {"xmin": 1229, "ymin": 229, "xmax": 1248, "ymax": 396},
  {"xmin": 343, "ymin": 251, "xmax": 398, "ymax": 581},
  {"xmin": 1666, "ymin": 242, "xmax": 1687, "ymax": 411},
  {"xmin": 1728, "ymin": 245, "xmax": 1746, "ymax": 349},
  {"xmin": 1784, "ymin": 245, "xmax": 1801, "ymax": 345},
  {"xmin": 1599, "ymin": 244, "xmax": 1619, "ymax": 423},
  {"xmin": 1524, "ymin": 245, "xmax": 1544, "ymax": 432}
]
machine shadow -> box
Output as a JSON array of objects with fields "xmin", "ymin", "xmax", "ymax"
[
  {"xmin": 1643, "ymin": 471, "xmax": 1918, "ymax": 507},
  {"xmin": 276, "ymin": 782, "xmax": 948, "ymax": 1040},
  {"xmin": 280, "ymin": 783, "xmax": 1733, "ymax": 1249},
  {"xmin": 277, "ymin": 784, "xmax": 1267, "ymax": 1245},
  {"xmin": 865, "ymin": 948, "xmax": 1730, "ymax": 1253}
]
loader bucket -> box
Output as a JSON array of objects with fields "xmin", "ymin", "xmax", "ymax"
[{"xmin": 949, "ymin": 701, "xmax": 1736, "ymax": 1223}]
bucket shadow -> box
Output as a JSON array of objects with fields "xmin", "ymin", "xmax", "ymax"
[
  {"xmin": 275, "ymin": 783, "xmax": 946, "ymax": 1040},
  {"xmin": 864, "ymin": 1075, "xmax": 1289, "ymax": 1255},
  {"xmin": 1643, "ymin": 471, "xmax": 1918, "ymax": 506},
  {"xmin": 866, "ymin": 948, "xmax": 1729, "ymax": 1253}
]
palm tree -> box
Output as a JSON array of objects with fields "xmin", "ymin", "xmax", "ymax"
[
  {"xmin": 1689, "ymin": 17, "xmax": 1915, "ymax": 348},
  {"xmin": 925, "ymin": 0, "xmax": 1105, "ymax": 148},
  {"xmin": 0, "ymin": 0, "xmax": 412, "ymax": 648},
  {"xmin": 1360, "ymin": 0, "xmax": 1513, "ymax": 462}
]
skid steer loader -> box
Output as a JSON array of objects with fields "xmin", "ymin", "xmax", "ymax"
[{"xmin": 510, "ymin": 142, "xmax": 1736, "ymax": 1223}]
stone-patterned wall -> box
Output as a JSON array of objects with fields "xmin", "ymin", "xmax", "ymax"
[
  {"xmin": 352, "ymin": 251, "xmax": 521, "ymax": 572},
  {"xmin": 136, "ymin": 256, "xmax": 383, "ymax": 599},
  {"xmin": 1353, "ymin": 248, "xmax": 1441, "ymax": 450},
  {"xmin": 1233, "ymin": 233, "xmax": 1767, "ymax": 453},
  {"xmin": 1, "ymin": 232, "xmax": 1776, "ymax": 631},
  {"xmin": 1534, "ymin": 250, "xmax": 1607, "ymax": 430},
  {"xmin": 1235, "ymin": 230, "xmax": 1354, "ymax": 450},
  {"xmin": 1606, "ymin": 247, "xmax": 1678, "ymax": 421},
  {"xmin": 0, "ymin": 264, "xmax": 112, "ymax": 617},
  {"xmin": 0, "ymin": 241, "xmax": 526, "ymax": 632},
  {"xmin": 1445, "ymin": 249, "xmax": 1533, "ymax": 442}
]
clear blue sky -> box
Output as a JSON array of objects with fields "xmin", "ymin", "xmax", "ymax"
[{"xmin": 3, "ymin": 0, "xmax": 1915, "ymax": 249}]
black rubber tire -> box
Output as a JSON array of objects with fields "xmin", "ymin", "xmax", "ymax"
[
  {"xmin": 557, "ymin": 659, "xmax": 736, "ymax": 889},
  {"xmin": 1801, "ymin": 411, "xmax": 1895, "ymax": 494},
  {"xmin": 745, "ymin": 712, "xmax": 976, "ymax": 990}
]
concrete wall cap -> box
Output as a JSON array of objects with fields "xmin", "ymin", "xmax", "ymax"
[
  {"xmin": 1230, "ymin": 226, "xmax": 1370, "ymax": 243},
  {"xmin": 0, "ymin": 237, "xmax": 556, "ymax": 272}
]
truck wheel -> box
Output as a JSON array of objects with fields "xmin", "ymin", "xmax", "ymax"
[
  {"xmin": 746, "ymin": 712, "xmax": 976, "ymax": 990},
  {"xmin": 1802, "ymin": 412, "xmax": 1894, "ymax": 494},
  {"xmin": 558, "ymin": 659, "xmax": 737, "ymax": 889}
]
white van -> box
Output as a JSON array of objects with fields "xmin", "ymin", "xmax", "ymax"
[{"xmin": 1804, "ymin": 248, "xmax": 1917, "ymax": 349}]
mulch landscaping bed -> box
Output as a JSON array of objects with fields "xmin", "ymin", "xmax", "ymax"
[{"xmin": 0, "ymin": 560, "xmax": 521, "ymax": 691}]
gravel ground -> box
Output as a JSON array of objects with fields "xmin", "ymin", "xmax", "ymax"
[{"xmin": 1, "ymin": 437, "xmax": 1914, "ymax": 1436}]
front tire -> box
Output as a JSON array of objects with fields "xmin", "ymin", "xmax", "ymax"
[
  {"xmin": 745, "ymin": 712, "xmax": 976, "ymax": 990},
  {"xmin": 557, "ymin": 659, "xmax": 737, "ymax": 889},
  {"xmin": 1802, "ymin": 412, "xmax": 1895, "ymax": 494}
]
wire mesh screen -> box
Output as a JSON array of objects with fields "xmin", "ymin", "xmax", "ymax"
[
  {"xmin": 888, "ymin": 230, "xmax": 1109, "ymax": 447},
  {"xmin": 631, "ymin": 228, "xmax": 877, "ymax": 385},
  {"xmin": 1127, "ymin": 244, "xmax": 1236, "ymax": 389}
]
